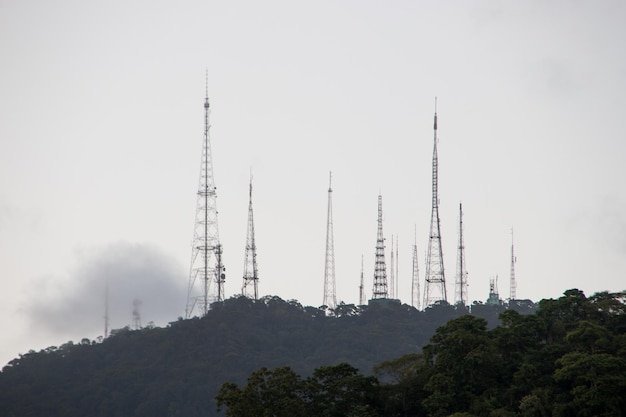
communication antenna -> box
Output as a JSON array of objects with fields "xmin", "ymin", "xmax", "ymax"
[
  {"xmin": 455, "ymin": 202, "xmax": 469, "ymax": 306},
  {"xmin": 186, "ymin": 72, "xmax": 226, "ymax": 318},
  {"xmin": 411, "ymin": 227, "xmax": 420, "ymax": 310},
  {"xmin": 359, "ymin": 255, "xmax": 365, "ymax": 306},
  {"xmin": 395, "ymin": 235, "xmax": 399, "ymax": 299},
  {"xmin": 372, "ymin": 194, "xmax": 388, "ymax": 299},
  {"xmin": 390, "ymin": 235, "xmax": 395, "ymax": 300},
  {"xmin": 323, "ymin": 172, "xmax": 337, "ymax": 308},
  {"xmin": 487, "ymin": 275, "xmax": 501, "ymax": 305},
  {"xmin": 424, "ymin": 98, "xmax": 447, "ymax": 306},
  {"xmin": 510, "ymin": 228, "xmax": 517, "ymax": 301},
  {"xmin": 242, "ymin": 172, "xmax": 259, "ymax": 299}
]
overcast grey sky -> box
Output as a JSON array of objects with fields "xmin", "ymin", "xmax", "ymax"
[{"xmin": 1, "ymin": 0, "xmax": 625, "ymax": 366}]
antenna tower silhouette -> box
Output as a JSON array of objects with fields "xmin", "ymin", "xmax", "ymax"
[
  {"xmin": 359, "ymin": 255, "xmax": 365, "ymax": 306},
  {"xmin": 424, "ymin": 99, "xmax": 447, "ymax": 306},
  {"xmin": 395, "ymin": 235, "xmax": 399, "ymax": 299},
  {"xmin": 185, "ymin": 75, "xmax": 226, "ymax": 318},
  {"xmin": 389, "ymin": 235, "xmax": 395, "ymax": 299},
  {"xmin": 323, "ymin": 172, "xmax": 337, "ymax": 308},
  {"xmin": 242, "ymin": 174, "xmax": 259, "ymax": 299},
  {"xmin": 411, "ymin": 228, "xmax": 420, "ymax": 310},
  {"xmin": 455, "ymin": 203, "xmax": 469, "ymax": 306},
  {"xmin": 372, "ymin": 194, "xmax": 388, "ymax": 299},
  {"xmin": 510, "ymin": 229, "xmax": 517, "ymax": 301},
  {"xmin": 487, "ymin": 275, "xmax": 501, "ymax": 305}
]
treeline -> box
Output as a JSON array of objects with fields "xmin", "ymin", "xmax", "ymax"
[
  {"xmin": 1, "ymin": 295, "xmax": 501, "ymax": 417},
  {"xmin": 0, "ymin": 291, "xmax": 555, "ymax": 417},
  {"xmin": 217, "ymin": 289, "xmax": 626, "ymax": 417}
]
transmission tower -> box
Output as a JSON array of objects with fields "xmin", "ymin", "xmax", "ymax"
[
  {"xmin": 242, "ymin": 174, "xmax": 259, "ymax": 299},
  {"xmin": 455, "ymin": 203, "xmax": 469, "ymax": 307},
  {"xmin": 185, "ymin": 77, "xmax": 226, "ymax": 318},
  {"xmin": 372, "ymin": 194, "xmax": 388, "ymax": 299},
  {"xmin": 323, "ymin": 172, "xmax": 337, "ymax": 309},
  {"xmin": 411, "ymin": 228, "xmax": 420, "ymax": 310},
  {"xmin": 359, "ymin": 255, "xmax": 365, "ymax": 306},
  {"xmin": 510, "ymin": 229, "xmax": 517, "ymax": 301},
  {"xmin": 424, "ymin": 99, "xmax": 447, "ymax": 307},
  {"xmin": 395, "ymin": 235, "xmax": 399, "ymax": 299},
  {"xmin": 389, "ymin": 235, "xmax": 395, "ymax": 300}
]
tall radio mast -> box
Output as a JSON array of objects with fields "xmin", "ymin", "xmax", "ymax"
[
  {"xmin": 455, "ymin": 203, "xmax": 469, "ymax": 307},
  {"xmin": 242, "ymin": 174, "xmax": 259, "ymax": 299},
  {"xmin": 424, "ymin": 99, "xmax": 447, "ymax": 306},
  {"xmin": 359, "ymin": 255, "xmax": 365, "ymax": 306},
  {"xmin": 323, "ymin": 172, "xmax": 337, "ymax": 309},
  {"xmin": 510, "ymin": 229, "xmax": 517, "ymax": 301},
  {"xmin": 372, "ymin": 194, "xmax": 388, "ymax": 299},
  {"xmin": 395, "ymin": 235, "xmax": 399, "ymax": 299},
  {"xmin": 390, "ymin": 235, "xmax": 395, "ymax": 300},
  {"xmin": 185, "ymin": 74, "xmax": 226, "ymax": 318},
  {"xmin": 411, "ymin": 228, "xmax": 420, "ymax": 310}
]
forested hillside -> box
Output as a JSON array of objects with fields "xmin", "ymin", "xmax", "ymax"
[
  {"xmin": 0, "ymin": 293, "xmax": 540, "ymax": 417},
  {"xmin": 218, "ymin": 290, "xmax": 626, "ymax": 417},
  {"xmin": 0, "ymin": 295, "xmax": 485, "ymax": 417}
]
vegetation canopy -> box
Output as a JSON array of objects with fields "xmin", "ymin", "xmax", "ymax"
[{"xmin": 1, "ymin": 290, "xmax": 624, "ymax": 416}]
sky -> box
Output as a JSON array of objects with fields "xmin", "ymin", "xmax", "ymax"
[{"xmin": 1, "ymin": 0, "xmax": 625, "ymax": 366}]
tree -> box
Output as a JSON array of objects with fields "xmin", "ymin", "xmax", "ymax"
[
  {"xmin": 306, "ymin": 363, "xmax": 378, "ymax": 417},
  {"xmin": 423, "ymin": 315, "xmax": 501, "ymax": 416},
  {"xmin": 216, "ymin": 367, "xmax": 308, "ymax": 417},
  {"xmin": 554, "ymin": 351, "xmax": 626, "ymax": 416},
  {"xmin": 217, "ymin": 363, "xmax": 380, "ymax": 417},
  {"xmin": 373, "ymin": 353, "xmax": 430, "ymax": 416}
]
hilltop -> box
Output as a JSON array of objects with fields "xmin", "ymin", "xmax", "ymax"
[{"xmin": 0, "ymin": 294, "xmax": 534, "ymax": 417}]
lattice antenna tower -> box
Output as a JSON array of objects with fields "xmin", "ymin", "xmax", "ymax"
[
  {"xmin": 389, "ymin": 235, "xmax": 395, "ymax": 299},
  {"xmin": 242, "ymin": 173, "xmax": 259, "ymax": 299},
  {"xmin": 358, "ymin": 255, "xmax": 365, "ymax": 306},
  {"xmin": 510, "ymin": 228, "xmax": 517, "ymax": 301},
  {"xmin": 455, "ymin": 203, "xmax": 469, "ymax": 306},
  {"xmin": 323, "ymin": 172, "xmax": 337, "ymax": 309},
  {"xmin": 372, "ymin": 194, "xmax": 388, "ymax": 299},
  {"xmin": 424, "ymin": 98, "xmax": 447, "ymax": 306},
  {"xmin": 411, "ymin": 227, "xmax": 421, "ymax": 310},
  {"xmin": 185, "ymin": 74, "xmax": 226, "ymax": 318},
  {"xmin": 395, "ymin": 235, "xmax": 399, "ymax": 299}
]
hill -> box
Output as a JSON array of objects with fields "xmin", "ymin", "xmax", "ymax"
[
  {"xmin": 216, "ymin": 289, "xmax": 626, "ymax": 416},
  {"xmin": 0, "ymin": 294, "xmax": 532, "ymax": 417}
]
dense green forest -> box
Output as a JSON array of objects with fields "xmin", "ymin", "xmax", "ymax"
[
  {"xmin": 217, "ymin": 290, "xmax": 626, "ymax": 417},
  {"xmin": 2, "ymin": 295, "xmax": 500, "ymax": 417},
  {"xmin": 1, "ymin": 290, "xmax": 623, "ymax": 416}
]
